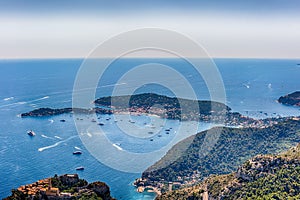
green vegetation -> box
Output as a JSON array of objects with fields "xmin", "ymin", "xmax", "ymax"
[
  {"xmin": 22, "ymin": 93, "xmax": 231, "ymax": 122},
  {"xmin": 22, "ymin": 93, "xmax": 273, "ymax": 128},
  {"xmin": 144, "ymin": 119, "xmax": 300, "ymax": 182},
  {"xmin": 231, "ymin": 166, "xmax": 300, "ymax": 199},
  {"xmin": 157, "ymin": 142, "xmax": 300, "ymax": 200},
  {"xmin": 78, "ymin": 193, "xmax": 103, "ymax": 200},
  {"xmin": 95, "ymin": 93, "xmax": 230, "ymax": 119},
  {"xmin": 51, "ymin": 174, "xmax": 88, "ymax": 192}
]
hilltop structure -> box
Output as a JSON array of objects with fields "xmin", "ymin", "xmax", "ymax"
[{"xmin": 4, "ymin": 174, "xmax": 114, "ymax": 200}]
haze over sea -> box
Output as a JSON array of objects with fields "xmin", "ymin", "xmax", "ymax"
[{"xmin": 0, "ymin": 58, "xmax": 299, "ymax": 199}]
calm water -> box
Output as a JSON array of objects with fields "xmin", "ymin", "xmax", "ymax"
[{"xmin": 0, "ymin": 58, "xmax": 299, "ymax": 199}]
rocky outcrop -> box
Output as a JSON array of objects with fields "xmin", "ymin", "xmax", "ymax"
[
  {"xmin": 87, "ymin": 181, "xmax": 111, "ymax": 200},
  {"xmin": 4, "ymin": 174, "xmax": 115, "ymax": 200},
  {"xmin": 57, "ymin": 174, "xmax": 81, "ymax": 187},
  {"xmin": 236, "ymin": 155, "xmax": 299, "ymax": 181},
  {"xmin": 278, "ymin": 91, "xmax": 300, "ymax": 106}
]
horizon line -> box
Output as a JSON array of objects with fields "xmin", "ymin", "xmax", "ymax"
[{"xmin": 0, "ymin": 57, "xmax": 299, "ymax": 60}]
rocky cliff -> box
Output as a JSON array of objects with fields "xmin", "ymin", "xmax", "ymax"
[{"xmin": 278, "ymin": 91, "xmax": 300, "ymax": 106}]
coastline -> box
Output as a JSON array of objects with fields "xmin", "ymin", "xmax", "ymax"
[{"xmin": 1, "ymin": 59, "xmax": 300, "ymax": 199}]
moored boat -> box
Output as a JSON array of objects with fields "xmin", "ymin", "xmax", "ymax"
[{"xmin": 73, "ymin": 151, "xmax": 82, "ymax": 155}]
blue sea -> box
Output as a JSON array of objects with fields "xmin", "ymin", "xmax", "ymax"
[{"xmin": 0, "ymin": 58, "xmax": 299, "ymax": 199}]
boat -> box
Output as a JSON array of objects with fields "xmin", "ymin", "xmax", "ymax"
[
  {"xmin": 97, "ymin": 123, "xmax": 104, "ymax": 126},
  {"xmin": 27, "ymin": 130, "xmax": 36, "ymax": 136},
  {"xmin": 73, "ymin": 151, "xmax": 82, "ymax": 155},
  {"xmin": 60, "ymin": 119, "xmax": 66, "ymax": 122},
  {"xmin": 75, "ymin": 166, "xmax": 84, "ymax": 171}
]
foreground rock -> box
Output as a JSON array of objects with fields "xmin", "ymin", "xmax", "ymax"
[
  {"xmin": 278, "ymin": 91, "xmax": 300, "ymax": 106},
  {"xmin": 4, "ymin": 174, "xmax": 115, "ymax": 200}
]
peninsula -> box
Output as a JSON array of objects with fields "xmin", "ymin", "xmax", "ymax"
[
  {"xmin": 21, "ymin": 93, "xmax": 282, "ymax": 128},
  {"xmin": 21, "ymin": 93, "xmax": 230, "ymax": 122}
]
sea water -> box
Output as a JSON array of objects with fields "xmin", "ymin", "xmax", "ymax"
[{"xmin": 0, "ymin": 58, "xmax": 299, "ymax": 199}]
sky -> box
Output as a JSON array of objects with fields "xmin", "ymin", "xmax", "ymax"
[{"xmin": 1, "ymin": 0, "xmax": 300, "ymax": 58}]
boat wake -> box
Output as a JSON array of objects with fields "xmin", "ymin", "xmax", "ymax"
[
  {"xmin": 74, "ymin": 146, "xmax": 82, "ymax": 150},
  {"xmin": 38, "ymin": 135, "xmax": 77, "ymax": 152},
  {"xmin": 243, "ymin": 83, "xmax": 250, "ymax": 89},
  {"xmin": 3, "ymin": 97, "xmax": 14, "ymax": 101},
  {"xmin": 31, "ymin": 96, "xmax": 49, "ymax": 102},
  {"xmin": 73, "ymin": 83, "xmax": 127, "ymax": 94},
  {"xmin": 112, "ymin": 143, "xmax": 123, "ymax": 151},
  {"xmin": 0, "ymin": 96, "xmax": 49, "ymax": 108},
  {"xmin": 41, "ymin": 134, "xmax": 54, "ymax": 139}
]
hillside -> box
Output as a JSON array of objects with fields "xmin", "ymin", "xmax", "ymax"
[
  {"xmin": 278, "ymin": 91, "xmax": 300, "ymax": 106},
  {"xmin": 139, "ymin": 118, "xmax": 300, "ymax": 193},
  {"xmin": 156, "ymin": 143, "xmax": 300, "ymax": 199}
]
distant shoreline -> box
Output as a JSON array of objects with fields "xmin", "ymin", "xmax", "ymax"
[{"xmin": 21, "ymin": 93, "xmax": 299, "ymax": 129}]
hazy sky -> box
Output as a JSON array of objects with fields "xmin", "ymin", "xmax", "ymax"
[{"xmin": 1, "ymin": 0, "xmax": 300, "ymax": 58}]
